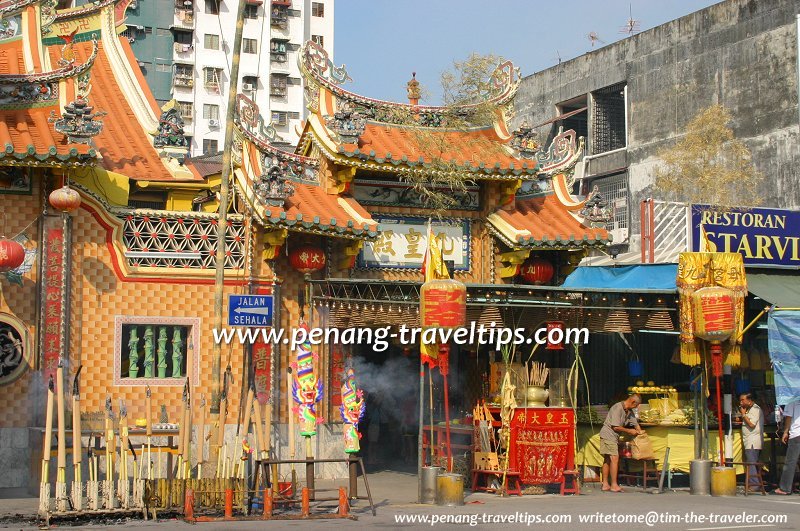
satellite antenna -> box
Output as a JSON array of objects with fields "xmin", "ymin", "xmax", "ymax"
[
  {"xmin": 587, "ymin": 32, "xmax": 605, "ymax": 47},
  {"xmin": 620, "ymin": 4, "xmax": 641, "ymax": 35}
]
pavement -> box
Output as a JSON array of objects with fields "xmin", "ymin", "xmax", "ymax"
[{"xmin": 2, "ymin": 471, "xmax": 800, "ymax": 530}]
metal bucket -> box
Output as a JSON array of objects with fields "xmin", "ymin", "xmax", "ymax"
[
  {"xmin": 420, "ymin": 466, "xmax": 442, "ymax": 504},
  {"xmin": 436, "ymin": 473, "xmax": 464, "ymax": 507},
  {"xmin": 710, "ymin": 466, "xmax": 736, "ymax": 497},
  {"xmin": 689, "ymin": 459, "xmax": 711, "ymax": 495}
]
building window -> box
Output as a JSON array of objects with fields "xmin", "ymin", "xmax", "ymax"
[
  {"xmin": 242, "ymin": 75, "xmax": 258, "ymax": 91},
  {"xmin": 270, "ymin": 39, "xmax": 288, "ymax": 62},
  {"xmin": 203, "ymin": 139, "xmax": 219, "ymax": 153},
  {"xmin": 155, "ymin": 62, "xmax": 171, "ymax": 72},
  {"xmin": 204, "ymin": 67, "xmax": 222, "ymax": 88},
  {"xmin": 311, "ymin": 34, "xmax": 323, "ymax": 47},
  {"xmin": 244, "ymin": 3, "xmax": 258, "ymax": 18},
  {"xmin": 288, "ymin": 111, "xmax": 300, "ymax": 119},
  {"xmin": 203, "ymin": 104, "xmax": 220, "ymax": 120},
  {"xmin": 592, "ymin": 82, "xmax": 626, "ymax": 155},
  {"xmin": 270, "ymin": 4, "xmax": 288, "ymax": 28},
  {"xmin": 311, "ymin": 1, "xmax": 324, "ymax": 16},
  {"xmin": 204, "ymin": 33, "xmax": 220, "ymax": 50},
  {"xmin": 144, "ymin": 26, "xmax": 153, "ymax": 34},
  {"xmin": 173, "ymin": 63, "xmax": 193, "ymax": 87},
  {"xmin": 270, "ymin": 74, "xmax": 287, "ymax": 97},
  {"xmin": 204, "ymin": 0, "xmax": 218, "ymax": 14},
  {"xmin": 115, "ymin": 317, "xmax": 200, "ymax": 386},
  {"xmin": 243, "ymin": 38, "xmax": 258, "ymax": 54},
  {"xmin": 585, "ymin": 172, "xmax": 629, "ymax": 240},
  {"xmin": 271, "ymin": 111, "xmax": 287, "ymax": 125},
  {"xmin": 177, "ymin": 101, "xmax": 193, "ymax": 121},
  {"xmin": 174, "ymin": 30, "xmax": 193, "ymax": 45}
]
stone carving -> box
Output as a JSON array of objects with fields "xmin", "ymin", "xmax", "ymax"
[
  {"xmin": 579, "ymin": 186, "xmax": 612, "ymax": 226},
  {"xmin": 156, "ymin": 327, "xmax": 168, "ymax": 378},
  {"xmin": 143, "ymin": 326, "xmax": 154, "ymax": 378},
  {"xmin": 153, "ymin": 100, "xmax": 189, "ymax": 150},
  {"xmin": 254, "ymin": 158, "xmax": 295, "ymax": 207},
  {"xmin": 325, "ymin": 101, "xmax": 367, "ymax": 144},
  {"xmin": 171, "ymin": 328, "xmax": 183, "ymax": 378},
  {"xmin": 50, "ymin": 98, "xmax": 106, "ymax": 145},
  {"xmin": 510, "ymin": 123, "xmax": 539, "ymax": 158}
]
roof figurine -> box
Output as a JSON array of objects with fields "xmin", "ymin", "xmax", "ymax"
[{"xmin": 407, "ymin": 72, "xmax": 421, "ymax": 105}]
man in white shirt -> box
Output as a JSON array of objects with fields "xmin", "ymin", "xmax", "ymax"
[
  {"xmin": 738, "ymin": 393, "xmax": 763, "ymax": 488},
  {"xmin": 773, "ymin": 400, "xmax": 800, "ymax": 495}
]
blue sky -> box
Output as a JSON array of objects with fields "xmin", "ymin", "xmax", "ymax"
[{"xmin": 335, "ymin": 0, "xmax": 722, "ymax": 104}]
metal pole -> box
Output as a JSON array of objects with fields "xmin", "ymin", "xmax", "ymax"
[
  {"xmin": 212, "ymin": 0, "xmax": 248, "ymax": 414},
  {"xmin": 417, "ymin": 360, "xmax": 424, "ymax": 503}
]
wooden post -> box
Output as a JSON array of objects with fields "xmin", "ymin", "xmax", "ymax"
[
  {"xmin": 71, "ymin": 367, "xmax": 82, "ymax": 509},
  {"xmin": 55, "ymin": 362, "xmax": 67, "ymax": 509},
  {"xmin": 145, "ymin": 386, "xmax": 153, "ymax": 479},
  {"xmin": 197, "ymin": 395, "xmax": 206, "ymax": 480},
  {"xmin": 183, "ymin": 389, "xmax": 193, "ymax": 479}
]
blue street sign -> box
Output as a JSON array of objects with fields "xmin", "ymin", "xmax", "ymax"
[{"xmin": 228, "ymin": 295, "xmax": 273, "ymax": 327}]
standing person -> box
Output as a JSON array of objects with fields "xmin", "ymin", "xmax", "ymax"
[
  {"xmin": 599, "ymin": 394, "xmax": 644, "ymax": 492},
  {"xmin": 738, "ymin": 392, "xmax": 764, "ymax": 489},
  {"xmin": 773, "ymin": 400, "xmax": 800, "ymax": 495}
]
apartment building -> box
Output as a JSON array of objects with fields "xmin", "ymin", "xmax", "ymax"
[{"xmin": 122, "ymin": 0, "xmax": 334, "ymax": 154}]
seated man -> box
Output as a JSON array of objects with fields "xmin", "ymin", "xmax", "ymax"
[{"xmin": 600, "ymin": 393, "xmax": 644, "ymax": 492}]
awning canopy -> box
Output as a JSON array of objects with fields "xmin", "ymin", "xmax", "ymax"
[
  {"xmin": 748, "ymin": 272, "xmax": 800, "ymax": 307},
  {"xmin": 562, "ymin": 264, "xmax": 678, "ymax": 292}
]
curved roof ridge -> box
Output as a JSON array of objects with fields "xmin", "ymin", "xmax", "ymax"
[
  {"xmin": 298, "ymin": 40, "xmax": 521, "ymax": 116},
  {"xmin": 0, "ymin": 38, "xmax": 98, "ymax": 83}
]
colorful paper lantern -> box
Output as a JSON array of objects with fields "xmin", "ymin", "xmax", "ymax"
[
  {"xmin": 48, "ymin": 185, "xmax": 81, "ymax": 213},
  {"xmin": 691, "ymin": 286, "xmax": 737, "ymax": 343},
  {"xmin": 288, "ymin": 245, "xmax": 326, "ymax": 275},
  {"xmin": 545, "ymin": 321, "xmax": 565, "ymax": 350},
  {"xmin": 0, "ymin": 238, "xmax": 25, "ymax": 272},
  {"xmin": 520, "ymin": 258, "xmax": 554, "ymax": 285},
  {"xmin": 420, "ymin": 278, "xmax": 467, "ymax": 330}
]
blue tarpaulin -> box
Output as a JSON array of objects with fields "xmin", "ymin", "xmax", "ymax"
[
  {"xmin": 768, "ymin": 310, "xmax": 800, "ymax": 405},
  {"xmin": 562, "ymin": 264, "xmax": 678, "ymax": 291}
]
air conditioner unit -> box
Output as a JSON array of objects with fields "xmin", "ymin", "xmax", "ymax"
[
  {"xmin": 242, "ymin": 83, "xmax": 254, "ymax": 91},
  {"xmin": 208, "ymin": 119, "xmax": 220, "ymax": 127}
]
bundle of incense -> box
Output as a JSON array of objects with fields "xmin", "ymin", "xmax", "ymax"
[
  {"xmin": 38, "ymin": 376, "xmax": 54, "ymax": 515},
  {"xmin": 182, "ymin": 381, "xmax": 192, "ymax": 479},
  {"xmin": 215, "ymin": 384, "xmax": 228, "ymax": 478},
  {"xmin": 252, "ymin": 395, "xmax": 264, "ymax": 466},
  {"xmin": 176, "ymin": 383, "xmax": 187, "ymax": 479},
  {"xmin": 287, "ymin": 367, "xmax": 296, "ymax": 486},
  {"xmin": 145, "ymin": 386, "xmax": 153, "ymax": 480},
  {"xmin": 263, "ymin": 401, "xmax": 271, "ymax": 459},
  {"xmin": 197, "ymin": 395, "xmax": 206, "ymax": 479},
  {"xmin": 55, "ymin": 361, "xmax": 68, "ymax": 511},
  {"xmin": 236, "ymin": 386, "xmax": 254, "ymax": 479},
  {"xmin": 71, "ymin": 367, "xmax": 83, "ymax": 510},
  {"xmin": 104, "ymin": 397, "xmax": 116, "ymax": 508},
  {"xmin": 119, "ymin": 400, "xmax": 129, "ymax": 507}
]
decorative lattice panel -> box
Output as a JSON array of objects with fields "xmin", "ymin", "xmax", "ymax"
[{"xmin": 121, "ymin": 213, "xmax": 245, "ymax": 269}]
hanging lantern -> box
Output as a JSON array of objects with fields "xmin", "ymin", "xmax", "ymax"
[
  {"xmin": 520, "ymin": 258, "xmax": 554, "ymax": 285},
  {"xmin": 49, "ymin": 185, "xmax": 82, "ymax": 213},
  {"xmin": 691, "ymin": 286, "xmax": 737, "ymax": 343},
  {"xmin": 420, "ymin": 278, "xmax": 467, "ymax": 329},
  {"xmin": 288, "ymin": 245, "xmax": 326, "ymax": 275},
  {"xmin": 545, "ymin": 321, "xmax": 565, "ymax": 350},
  {"xmin": 0, "ymin": 238, "xmax": 25, "ymax": 272}
]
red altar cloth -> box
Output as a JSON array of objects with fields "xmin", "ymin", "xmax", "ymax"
[{"xmin": 491, "ymin": 407, "xmax": 576, "ymax": 485}]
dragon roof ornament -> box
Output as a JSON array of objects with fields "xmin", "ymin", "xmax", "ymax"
[
  {"xmin": 534, "ymin": 127, "xmax": 584, "ymax": 180},
  {"xmin": 298, "ymin": 40, "xmax": 521, "ymax": 123},
  {"xmin": 579, "ymin": 185, "xmax": 613, "ymax": 226}
]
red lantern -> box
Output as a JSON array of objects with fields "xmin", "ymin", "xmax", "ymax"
[
  {"xmin": 545, "ymin": 320, "xmax": 565, "ymax": 350},
  {"xmin": 0, "ymin": 238, "xmax": 25, "ymax": 272},
  {"xmin": 520, "ymin": 258, "xmax": 554, "ymax": 285},
  {"xmin": 288, "ymin": 245, "xmax": 326, "ymax": 275},
  {"xmin": 691, "ymin": 286, "xmax": 737, "ymax": 343},
  {"xmin": 49, "ymin": 185, "xmax": 81, "ymax": 213},
  {"xmin": 420, "ymin": 278, "xmax": 467, "ymax": 329}
]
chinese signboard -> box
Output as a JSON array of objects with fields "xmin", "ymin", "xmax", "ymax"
[
  {"xmin": 250, "ymin": 285, "xmax": 273, "ymax": 403},
  {"xmin": 40, "ymin": 218, "xmax": 65, "ymax": 386},
  {"xmin": 358, "ymin": 217, "xmax": 470, "ymax": 270},
  {"xmin": 691, "ymin": 204, "xmax": 800, "ymax": 268}
]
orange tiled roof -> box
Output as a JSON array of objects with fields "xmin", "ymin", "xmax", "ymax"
[
  {"xmin": 0, "ymin": 106, "xmax": 93, "ymax": 163},
  {"xmin": 42, "ymin": 39, "xmax": 201, "ymax": 181},
  {"xmin": 256, "ymin": 182, "xmax": 379, "ymax": 238},
  {"xmin": 334, "ymin": 122, "xmax": 537, "ymax": 176},
  {"xmin": 488, "ymin": 194, "xmax": 609, "ymax": 248},
  {"xmin": 0, "ymin": 38, "xmax": 27, "ymax": 75}
]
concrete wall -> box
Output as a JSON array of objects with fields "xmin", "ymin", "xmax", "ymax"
[{"xmin": 514, "ymin": 0, "xmax": 800, "ymax": 253}]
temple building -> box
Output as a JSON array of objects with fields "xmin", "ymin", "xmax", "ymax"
[{"xmin": 0, "ymin": 0, "xmax": 610, "ymax": 489}]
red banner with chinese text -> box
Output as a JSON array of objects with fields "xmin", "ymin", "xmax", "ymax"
[
  {"xmin": 252, "ymin": 285, "xmax": 273, "ymax": 404},
  {"xmin": 329, "ymin": 346, "xmax": 346, "ymax": 411},
  {"xmin": 42, "ymin": 225, "xmax": 64, "ymax": 388},
  {"xmin": 508, "ymin": 407, "xmax": 575, "ymax": 485}
]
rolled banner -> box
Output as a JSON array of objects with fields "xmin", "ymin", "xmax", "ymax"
[
  {"xmin": 339, "ymin": 368, "xmax": 365, "ymax": 454},
  {"xmin": 291, "ymin": 325, "xmax": 323, "ymax": 437}
]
